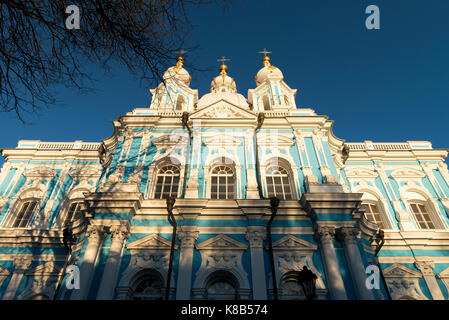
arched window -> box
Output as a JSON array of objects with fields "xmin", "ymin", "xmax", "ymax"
[
  {"xmin": 262, "ymin": 95, "xmax": 270, "ymax": 111},
  {"xmin": 132, "ymin": 272, "xmax": 164, "ymax": 300},
  {"xmin": 280, "ymin": 271, "xmax": 304, "ymax": 300},
  {"xmin": 210, "ymin": 165, "xmax": 235, "ymax": 199},
  {"xmin": 154, "ymin": 165, "xmax": 180, "ymax": 199},
  {"xmin": 205, "ymin": 271, "xmax": 238, "ymax": 300},
  {"xmin": 11, "ymin": 200, "xmax": 38, "ymax": 228},
  {"xmin": 63, "ymin": 201, "xmax": 83, "ymax": 227},
  {"xmin": 362, "ymin": 202, "xmax": 385, "ymax": 229},
  {"xmin": 265, "ymin": 165, "xmax": 293, "ymax": 200},
  {"xmin": 409, "ymin": 202, "xmax": 435, "ymax": 229},
  {"xmin": 175, "ymin": 95, "xmax": 185, "ymax": 111}
]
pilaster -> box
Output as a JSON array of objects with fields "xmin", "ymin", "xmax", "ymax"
[
  {"xmin": 176, "ymin": 227, "xmax": 199, "ymax": 299},
  {"xmin": 246, "ymin": 226, "xmax": 267, "ymax": 299}
]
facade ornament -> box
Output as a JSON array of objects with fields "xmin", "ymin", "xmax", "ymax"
[
  {"xmin": 13, "ymin": 256, "xmax": 33, "ymax": 273},
  {"xmin": 336, "ymin": 227, "xmax": 359, "ymax": 244},
  {"xmin": 415, "ymin": 261, "xmax": 435, "ymax": 277},
  {"xmin": 86, "ymin": 225, "xmax": 107, "ymax": 240},
  {"xmin": 178, "ymin": 230, "xmax": 199, "ymax": 248},
  {"xmin": 314, "ymin": 226, "xmax": 336, "ymax": 243},
  {"xmin": 110, "ymin": 225, "xmax": 130, "ymax": 242},
  {"xmin": 245, "ymin": 227, "xmax": 266, "ymax": 248}
]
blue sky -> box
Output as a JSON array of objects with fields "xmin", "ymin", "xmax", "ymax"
[{"xmin": 1, "ymin": 1, "xmax": 448, "ymax": 165}]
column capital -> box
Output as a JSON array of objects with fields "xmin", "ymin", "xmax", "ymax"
[
  {"xmin": 110, "ymin": 225, "xmax": 130, "ymax": 242},
  {"xmin": 86, "ymin": 224, "xmax": 107, "ymax": 240},
  {"xmin": 314, "ymin": 225, "xmax": 336, "ymax": 242},
  {"xmin": 336, "ymin": 227, "xmax": 359, "ymax": 243},
  {"xmin": 13, "ymin": 256, "xmax": 33, "ymax": 273},
  {"xmin": 246, "ymin": 227, "xmax": 266, "ymax": 248},
  {"xmin": 178, "ymin": 230, "xmax": 199, "ymax": 248},
  {"xmin": 415, "ymin": 260, "xmax": 435, "ymax": 276}
]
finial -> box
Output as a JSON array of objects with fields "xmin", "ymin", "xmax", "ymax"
[
  {"xmin": 217, "ymin": 56, "xmax": 231, "ymax": 72},
  {"xmin": 176, "ymin": 49, "xmax": 188, "ymax": 62},
  {"xmin": 258, "ymin": 48, "xmax": 272, "ymax": 64}
]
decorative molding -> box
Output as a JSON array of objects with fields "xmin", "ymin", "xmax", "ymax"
[
  {"xmin": 390, "ymin": 168, "xmax": 426, "ymax": 179},
  {"xmin": 178, "ymin": 230, "xmax": 199, "ymax": 248},
  {"xmin": 195, "ymin": 234, "xmax": 248, "ymax": 251},
  {"xmin": 271, "ymin": 234, "xmax": 317, "ymax": 252},
  {"xmin": 314, "ymin": 226, "xmax": 336, "ymax": 242},
  {"xmin": 126, "ymin": 233, "xmax": 178, "ymax": 253},
  {"xmin": 382, "ymin": 263, "xmax": 427, "ymax": 300}
]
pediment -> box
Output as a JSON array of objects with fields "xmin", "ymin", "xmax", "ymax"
[
  {"xmin": 126, "ymin": 233, "xmax": 178, "ymax": 251},
  {"xmin": 271, "ymin": 234, "xmax": 317, "ymax": 251},
  {"xmin": 196, "ymin": 234, "xmax": 248, "ymax": 251},
  {"xmin": 203, "ymin": 135, "xmax": 242, "ymax": 147},
  {"xmin": 69, "ymin": 167, "xmax": 102, "ymax": 179},
  {"xmin": 437, "ymin": 266, "xmax": 449, "ymax": 279},
  {"xmin": 152, "ymin": 134, "xmax": 188, "ymax": 148},
  {"xmin": 25, "ymin": 261, "xmax": 62, "ymax": 276},
  {"xmin": 23, "ymin": 167, "xmax": 56, "ymax": 179},
  {"xmin": 258, "ymin": 135, "xmax": 295, "ymax": 147},
  {"xmin": 345, "ymin": 168, "xmax": 378, "ymax": 179},
  {"xmin": 190, "ymin": 101, "xmax": 255, "ymax": 119},
  {"xmin": 390, "ymin": 168, "xmax": 425, "ymax": 179},
  {"xmin": 0, "ymin": 265, "xmax": 10, "ymax": 276},
  {"xmin": 383, "ymin": 263, "xmax": 422, "ymax": 278}
]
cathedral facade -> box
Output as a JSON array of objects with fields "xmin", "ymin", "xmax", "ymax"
[{"xmin": 0, "ymin": 53, "xmax": 448, "ymax": 300}]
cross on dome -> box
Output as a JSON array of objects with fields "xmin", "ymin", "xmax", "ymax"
[
  {"xmin": 258, "ymin": 48, "xmax": 272, "ymax": 57},
  {"xmin": 258, "ymin": 48, "xmax": 273, "ymax": 66},
  {"xmin": 217, "ymin": 56, "xmax": 231, "ymax": 72}
]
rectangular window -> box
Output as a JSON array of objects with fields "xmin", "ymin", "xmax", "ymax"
[
  {"xmin": 363, "ymin": 203, "xmax": 384, "ymax": 229},
  {"xmin": 12, "ymin": 201, "xmax": 37, "ymax": 228},
  {"xmin": 410, "ymin": 203, "xmax": 435, "ymax": 229}
]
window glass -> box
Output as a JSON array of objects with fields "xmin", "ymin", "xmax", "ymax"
[
  {"xmin": 211, "ymin": 165, "xmax": 235, "ymax": 199},
  {"xmin": 154, "ymin": 165, "xmax": 180, "ymax": 199},
  {"xmin": 266, "ymin": 165, "xmax": 293, "ymax": 200}
]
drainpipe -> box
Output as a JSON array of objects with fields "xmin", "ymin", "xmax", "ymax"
[
  {"xmin": 165, "ymin": 112, "xmax": 191, "ymax": 300},
  {"xmin": 373, "ymin": 229, "xmax": 392, "ymax": 300},
  {"xmin": 254, "ymin": 112, "xmax": 280, "ymax": 299},
  {"xmin": 267, "ymin": 196, "xmax": 280, "ymax": 300},
  {"xmin": 181, "ymin": 112, "xmax": 192, "ymax": 198},
  {"xmin": 165, "ymin": 197, "xmax": 177, "ymax": 300},
  {"xmin": 53, "ymin": 228, "xmax": 76, "ymax": 300},
  {"xmin": 254, "ymin": 113, "xmax": 265, "ymax": 199}
]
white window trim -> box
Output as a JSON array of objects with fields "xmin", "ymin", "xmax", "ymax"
[{"xmin": 408, "ymin": 200, "xmax": 444, "ymax": 230}]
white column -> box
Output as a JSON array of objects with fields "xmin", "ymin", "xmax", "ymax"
[
  {"xmin": 415, "ymin": 260, "xmax": 444, "ymax": 300},
  {"xmin": 3, "ymin": 256, "xmax": 33, "ymax": 300},
  {"xmin": 71, "ymin": 225, "xmax": 106, "ymax": 300},
  {"xmin": 245, "ymin": 130, "xmax": 260, "ymax": 199},
  {"xmin": 246, "ymin": 227, "xmax": 267, "ymax": 299},
  {"xmin": 314, "ymin": 226, "xmax": 347, "ymax": 300},
  {"xmin": 96, "ymin": 225, "xmax": 130, "ymax": 300},
  {"xmin": 337, "ymin": 227, "xmax": 374, "ymax": 300},
  {"xmin": 176, "ymin": 229, "xmax": 199, "ymax": 300}
]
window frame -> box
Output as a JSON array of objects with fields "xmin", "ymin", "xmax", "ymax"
[
  {"xmin": 408, "ymin": 200, "xmax": 440, "ymax": 230},
  {"xmin": 62, "ymin": 200, "xmax": 84, "ymax": 228},
  {"xmin": 10, "ymin": 199, "xmax": 39, "ymax": 228},
  {"xmin": 205, "ymin": 270, "xmax": 239, "ymax": 300},
  {"xmin": 263, "ymin": 160, "xmax": 296, "ymax": 200},
  {"xmin": 210, "ymin": 165, "xmax": 236, "ymax": 200},
  {"xmin": 153, "ymin": 164, "xmax": 181, "ymax": 199},
  {"xmin": 361, "ymin": 200, "xmax": 391, "ymax": 230}
]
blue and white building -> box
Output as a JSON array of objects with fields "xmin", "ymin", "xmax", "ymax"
[{"xmin": 0, "ymin": 54, "xmax": 448, "ymax": 300}]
